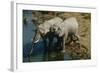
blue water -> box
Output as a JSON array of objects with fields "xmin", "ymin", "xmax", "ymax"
[
  {"xmin": 23, "ymin": 10, "xmax": 72, "ymax": 62},
  {"xmin": 23, "ymin": 10, "xmax": 36, "ymax": 46},
  {"xmin": 23, "ymin": 10, "xmax": 46, "ymax": 61}
]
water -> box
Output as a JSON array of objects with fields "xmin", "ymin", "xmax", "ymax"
[
  {"xmin": 23, "ymin": 10, "xmax": 72, "ymax": 62},
  {"xmin": 23, "ymin": 10, "xmax": 36, "ymax": 46}
]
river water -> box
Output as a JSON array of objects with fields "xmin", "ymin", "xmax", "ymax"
[{"xmin": 23, "ymin": 10, "xmax": 72, "ymax": 62}]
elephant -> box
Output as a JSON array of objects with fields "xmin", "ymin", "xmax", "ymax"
[
  {"xmin": 30, "ymin": 17, "xmax": 63, "ymax": 55},
  {"xmin": 52, "ymin": 17, "xmax": 80, "ymax": 53}
]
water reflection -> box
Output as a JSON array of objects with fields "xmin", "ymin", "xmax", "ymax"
[{"xmin": 23, "ymin": 40, "xmax": 72, "ymax": 62}]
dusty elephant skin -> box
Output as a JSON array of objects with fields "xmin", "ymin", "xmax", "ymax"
[{"xmin": 23, "ymin": 10, "xmax": 91, "ymax": 62}]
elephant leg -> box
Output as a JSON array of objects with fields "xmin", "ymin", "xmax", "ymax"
[
  {"xmin": 72, "ymin": 34, "xmax": 80, "ymax": 49},
  {"xmin": 66, "ymin": 32, "xmax": 73, "ymax": 45},
  {"xmin": 56, "ymin": 36, "xmax": 63, "ymax": 50},
  {"xmin": 48, "ymin": 38, "xmax": 53, "ymax": 51},
  {"xmin": 61, "ymin": 31, "xmax": 68, "ymax": 53}
]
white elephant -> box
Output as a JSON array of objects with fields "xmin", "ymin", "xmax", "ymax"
[
  {"xmin": 52, "ymin": 17, "xmax": 79, "ymax": 52},
  {"xmin": 30, "ymin": 17, "xmax": 63, "ymax": 55},
  {"xmin": 33, "ymin": 17, "xmax": 63, "ymax": 43}
]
